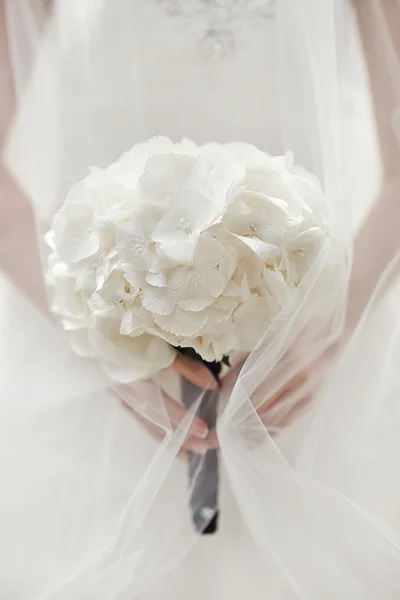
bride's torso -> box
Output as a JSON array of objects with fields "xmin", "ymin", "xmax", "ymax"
[{"xmin": 131, "ymin": 1, "xmax": 281, "ymax": 149}]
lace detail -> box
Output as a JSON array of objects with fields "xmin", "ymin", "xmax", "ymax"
[{"xmin": 158, "ymin": 0, "xmax": 278, "ymax": 57}]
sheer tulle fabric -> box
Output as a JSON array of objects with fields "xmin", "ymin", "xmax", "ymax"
[{"xmin": 1, "ymin": 0, "xmax": 400, "ymax": 598}]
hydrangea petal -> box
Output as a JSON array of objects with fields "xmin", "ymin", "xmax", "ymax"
[
  {"xmin": 227, "ymin": 232, "xmax": 282, "ymax": 264},
  {"xmin": 154, "ymin": 308, "xmax": 208, "ymax": 338},
  {"xmin": 66, "ymin": 327, "xmax": 95, "ymax": 358},
  {"xmin": 53, "ymin": 204, "xmax": 100, "ymax": 264},
  {"xmin": 141, "ymin": 287, "xmax": 177, "ymax": 316},
  {"xmin": 139, "ymin": 154, "xmax": 197, "ymax": 201},
  {"xmin": 89, "ymin": 319, "xmax": 175, "ymax": 382},
  {"xmin": 116, "ymin": 226, "xmax": 157, "ymax": 271},
  {"xmin": 152, "ymin": 190, "xmax": 217, "ymax": 247}
]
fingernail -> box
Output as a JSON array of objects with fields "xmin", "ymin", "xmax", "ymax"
[
  {"xmin": 191, "ymin": 420, "xmax": 209, "ymax": 439},
  {"xmin": 206, "ymin": 375, "xmax": 219, "ymax": 390},
  {"xmin": 189, "ymin": 440, "xmax": 209, "ymax": 455},
  {"xmin": 209, "ymin": 381, "xmax": 218, "ymax": 390}
]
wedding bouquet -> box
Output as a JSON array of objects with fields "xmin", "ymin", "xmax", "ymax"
[
  {"xmin": 46, "ymin": 137, "xmax": 331, "ymax": 381},
  {"xmin": 45, "ymin": 137, "xmax": 331, "ymax": 533}
]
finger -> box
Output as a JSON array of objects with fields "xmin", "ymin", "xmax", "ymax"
[
  {"xmin": 256, "ymin": 371, "xmax": 308, "ymax": 416},
  {"xmin": 261, "ymin": 394, "xmax": 313, "ymax": 431},
  {"xmin": 268, "ymin": 396, "xmax": 312, "ymax": 434},
  {"xmin": 182, "ymin": 436, "xmax": 211, "ymax": 454},
  {"xmin": 259, "ymin": 389, "xmax": 303, "ymax": 428},
  {"xmin": 113, "ymin": 383, "xmax": 209, "ymax": 439},
  {"xmin": 132, "ymin": 410, "xmax": 166, "ymax": 440},
  {"xmin": 220, "ymin": 361, "xmax": 290, "ymax": 408},
  {"xmin": 219, "ymin": 359, "xmax": 246, "ymax": 396},
  {"xmin": 133, "ymin": 410, "xmax": 212, "ymax": 455},
  {"xmin": 114, "ymin": 386, "xmax": 211, "ymax": 455},
  {"xmin": 133, "ymin": 411, "xmax": 188, "ymax": 460},
  {"xmin": 279, "ymin": 395, "xmax": 313, "ymax": 428},
  {"xmin": 173, "ymin": 354, "xmax": 218, "ymax": 390},
  {"xmin": 220, "ymin": 356, "xmax": 247, "ymax": 381},
  {"xmin": 162, "ymin": 391, "xmax": 209, "ymax": 439}
]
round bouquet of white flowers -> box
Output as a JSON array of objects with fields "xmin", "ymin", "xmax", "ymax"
[{"xmin": 46, "ymin": 137, "xmax": 331, "ymax": 383}]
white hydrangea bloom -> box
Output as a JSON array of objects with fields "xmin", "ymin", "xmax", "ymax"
[{"xmin": 46, "ymin": 137, "xmax": 332, "ymax": 382}]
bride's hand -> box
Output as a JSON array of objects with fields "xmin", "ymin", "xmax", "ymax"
[
  {"xmin": 254, "ymin": 337, "xmax": 345, "ymax": 434},
  {"xmin": 112, "ymin": 353, "xmax": 218, "ymax": 456},
  {"xmin": 221, "ymin": 338, "xmax": 343, "ymax": 437},
  {"xmin": 113, "ymin": 334, "xmax": 342, "ymax": 454}
]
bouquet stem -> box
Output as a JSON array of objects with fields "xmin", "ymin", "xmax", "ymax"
[{"xmin": 180, "ymin": 353, "xmax": 221, "ymax": 534}]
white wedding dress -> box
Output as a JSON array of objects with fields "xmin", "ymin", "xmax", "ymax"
[{"xmin": 2, "ymin": 1, "xmax": 400, "ymax": 599}]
